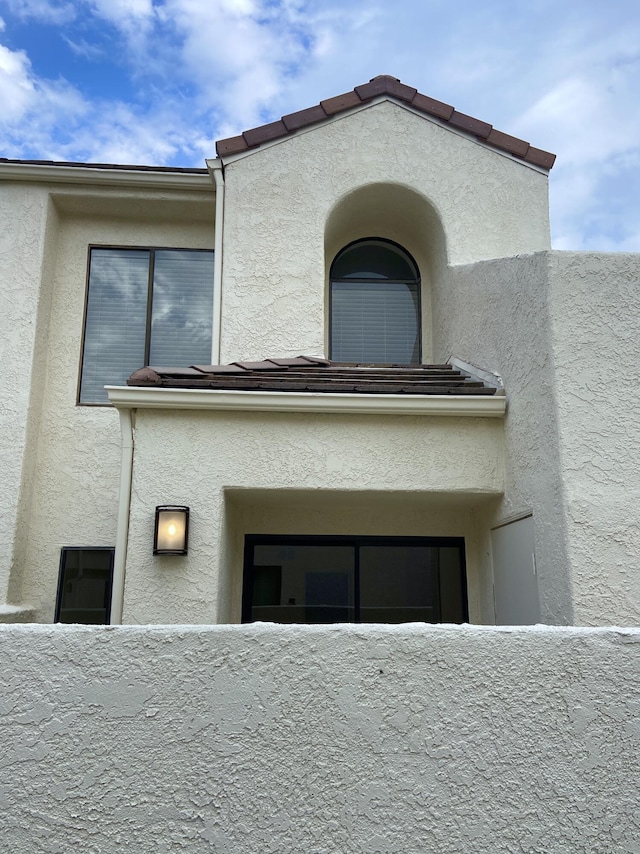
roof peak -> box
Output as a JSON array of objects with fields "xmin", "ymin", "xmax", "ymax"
[{"xmin": 216, "ymin": 75, "xmax": 555, "ymax": 170}]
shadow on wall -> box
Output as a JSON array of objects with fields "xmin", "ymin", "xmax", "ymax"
[{"xmin": 324, "ymin": 183, "xmax": 447, "ymax": 363}]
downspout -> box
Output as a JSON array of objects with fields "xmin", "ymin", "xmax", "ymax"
[
  {"xmin": 206, "ymin": 158, "xmax": 225, "ymax": 364},
  {"xmin": 110, "ymin": 406, "xmax": 134, "ymax": 624}
]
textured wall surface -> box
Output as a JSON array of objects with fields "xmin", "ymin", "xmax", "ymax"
[
  {"xmin": 11, "ymin": 189, "xmax": 214, "ymax": 621},
  {"xmin": 1, "ymin": 624, "xmax": 639, "ymax": 853},
  {"xmin": 434, "ymin": 252, "xmax": 572, "ymax": 624},
  {"xmin": 0, "ymin": 184, "xmax": 53, "ymax": 605},
  {"xmin": 220, "ymin": 100, "xmax": 550, "ymax": 363},
  {"xmin": 122, "ymin": 408, "xmax": 504, "ymax": 625},
  {"xmin": 436, "ymin": 250, "xmax": 640, "ymax": 625},
  {"xmin": 548, "ymin": 252, "xmax": 640, "ymax": 625}
]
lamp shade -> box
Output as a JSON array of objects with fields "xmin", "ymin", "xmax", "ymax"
[{"xmin": 154, "ymin": 506, "xmax": 189, "ymax": 555}]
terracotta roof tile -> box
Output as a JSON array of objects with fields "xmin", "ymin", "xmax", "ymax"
[
  {"xmin": 215, "ymin": 74, "xmax": 555, "ymax": 170},
  {"xmin": 215, "ymin": 135, "xmax": 249, "ymax": 157},
  {"xmin": 355, "ymin": 75, "xmax": 417, "ymax": 103},
  {"xmin": 524, "ymin": 146, "xmax": 557, "ymax": 170},
  {"xmin": 320, "ymin": 90, "xmax": 363, "ymax": 116},
  {"xmin": 128, "ymin": 357, "xmax": 500, "ymax": 396},
  {"xmin": 486, "ymin": 129, "xmax": 530, "ymax": 158},
  {"xmin": 448, "ymin": 110, "xmax": 492, "ymax": 139},
  {"xmin": 243, "ymin": 120, "xmax": 288, "ymax": 148},
  {"xmin": 282, "ymin": 105, "xmax": 328, "ymax": 132},
  {"xmin": 411, "ymin": 92, "xmax": 455, "ymax": 121}
]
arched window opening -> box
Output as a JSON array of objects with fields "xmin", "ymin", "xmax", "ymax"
[{"xmin": 330, "ymin": 239, "xmax": 421, "ymax": 363}]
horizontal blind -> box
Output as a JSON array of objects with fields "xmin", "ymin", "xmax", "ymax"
[
  {"xmin": 331, "ymin": 280, "xmax": 419, "ymax": 363},
  {"xmin": 149, "ymin": 250, "xmax": 214, "ymax": 367},
  {"xmin": 80, "ymin": 249, "xmax": 149, "ymax": 403}
]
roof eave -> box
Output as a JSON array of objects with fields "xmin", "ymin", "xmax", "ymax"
[
  {"xmin": 107, "ymin": 385, "xmax": 507, "ymax": 417},
  {"xmin": 0, "ymin": 160, "xmax": 214, "ymax": 191}
]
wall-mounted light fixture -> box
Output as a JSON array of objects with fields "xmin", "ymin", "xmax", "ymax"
[{"xmin": 154, "ymin": 506, "xmax": 189, "ymax": 555}]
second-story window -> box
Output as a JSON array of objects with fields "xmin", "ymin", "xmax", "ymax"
[
  {"xmin": 330, "ymin": 238, "xmax": 420, "ymax": 364},
  {"xmin": 79, "ymin": 247, "xmax": 214, "ymax": 404}
]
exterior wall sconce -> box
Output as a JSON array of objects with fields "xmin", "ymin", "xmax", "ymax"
[{"xmin": 154, "ymin": 506, "xmax": 189, "ymax": 555}]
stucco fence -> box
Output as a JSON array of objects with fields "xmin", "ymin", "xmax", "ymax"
[{"xmin": 1, "ymin": 624, "xmax": 639, "ymax": 853}]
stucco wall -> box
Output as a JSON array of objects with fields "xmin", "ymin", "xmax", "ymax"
[
  {"xmin": 220, "ymin": 100, "xmax": 550, "ymax": 363},
  {"xmin": 433, "ymin": 252, "xmax": 572, "ymax": 624},
  {"xmin": 0, "ymin": 184, "xmax": 56, "ymax": 607},
  {"xmin": 11, "ymin": 188, "xmax": 214, "ymax": 621},
  {"xmin": 122, "ymin": 408, "xmax": 504, "ymax": 625},
  {"xmin": 548, "ymin": 252, "xmax": 640, "ymax": 625},
  {"xmin": 1, "ymin": 624, "xmax": 639, "ymax": 852}
]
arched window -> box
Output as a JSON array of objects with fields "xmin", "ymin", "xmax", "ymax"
[{"xmin": 330, "ymin": 238, "xmax": 421, "ymax": 363}]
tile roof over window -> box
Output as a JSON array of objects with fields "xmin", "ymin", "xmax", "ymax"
[
  {"xmin": 128, "ymin": 356, "xmax": 501, "ymax": 396},
  {"xmin": 216, "ymin": 75, "xmax": 556, "ymax": 171}
]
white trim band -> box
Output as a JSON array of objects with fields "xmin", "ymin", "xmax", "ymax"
[
  {"xmin": 0, "ymin": 162, "xmax": 213, "ymax": 191},
  {"xmin": 107, "ymin": 386, "xmax": 506, "ymax": 417}
]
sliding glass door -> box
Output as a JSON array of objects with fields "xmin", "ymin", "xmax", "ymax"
[{"xmin": 242, "ymin": 536, "xmax": 467, "ymax": 624}]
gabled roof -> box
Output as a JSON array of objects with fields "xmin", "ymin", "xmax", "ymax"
[
  {"xmin": 128, "ymin": 356, "xmax": 500, "ymax": 396},
  {"xmin": 216, "ymin": 75, "xmax": 555, "ymax": 170}
]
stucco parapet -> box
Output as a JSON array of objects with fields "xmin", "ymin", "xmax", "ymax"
[
  {"xmin": 3, "ymin": 622, "xmax": 640, "ymax": 640},
  {"xmin": 107, "ymin": 385, "xmax": 507, "ymax": 416}
]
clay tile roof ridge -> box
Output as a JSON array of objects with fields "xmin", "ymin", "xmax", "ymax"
[{"xmin": 215, "ymin": 74, "xmax": 555, "ymax": 169}]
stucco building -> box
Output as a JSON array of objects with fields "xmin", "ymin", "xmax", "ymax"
[{"xmin": 2, "ymin": 74, "xmax": 640, "ymax": 629}]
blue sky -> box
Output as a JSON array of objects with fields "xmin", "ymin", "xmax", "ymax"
[{"xmin": 0, "ymin": 0, "xmax": 639, "ymax": 251}]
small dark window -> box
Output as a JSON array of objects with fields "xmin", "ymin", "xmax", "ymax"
[
  {"xmin": 55, "ymin": 548, "xmax": 114, "ymax": 624},
  {"xmin": 242, "ymin": 536, "xmax": 467, "ymax": 624},
  {"xmin": 79, "ymin": 247, "xmax": 214, "ymax": 404},
  {"xmin": 330, "ymin": 239, "xmax": 421, "ymax": 363}
]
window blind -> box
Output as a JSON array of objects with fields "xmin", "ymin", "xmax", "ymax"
[
  {"xmin": 79, "ymin": 248, "xmax": 214, "ymax": 404},
  {"xmin": 331, "ymin": 279, "xmax": 420, "ymax": 363}
]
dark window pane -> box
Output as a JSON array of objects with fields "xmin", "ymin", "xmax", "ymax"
[
  {"xmin": 360, "ymin": 546, "xmax": 439, "ymax": 623},
  {"xmin": 56, "ymin": 548, "xmax": 114, "ymax": 624},
  {"xmin": 149, "ymin": 250, "xmax": 214, "ymax": 367},
  {"xmin": 250, "ymin": 544, "xmax": 355, "ymax": 623},
  {"xmin": 80, "ymin": 249, "xmax": 149, "ymax": 403},
  {"xmin": 332, "ymin": 240, "xmax": 418, "ymax": 280},
  {"xmin": 439, "ymin": 547, "xmax": 465, "ymax": 623}
]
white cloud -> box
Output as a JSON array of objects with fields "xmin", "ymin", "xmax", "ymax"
[
  {"xmin": 0, "ymin": 43, "xmax": 35, "ymax": 121},
  {"xmin": 0, "ymin": 0, "xmax": 638, "ymax": 249},
  {"xmin": 157, "ymin": 0, "xmax": 317, "ymax": 128},
  {"xmin": 88, "ymin": 0, "xmax": 154, "ymax": 26},
  {"xmin": 62, "ymin": 35, "xmax": 104, "ymax": 59},
  {"xmin": 0, "ymin": 35, "xmax": 89, "ymax": 157}
]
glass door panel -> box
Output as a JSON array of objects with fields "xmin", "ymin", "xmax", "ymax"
[
  {"xmin": 250, "ymin": 543, "xmax": 355, "ymax": 623},
  {"xmin": 359, "ymin": 545, "xmax": 439, "ymax": 623}
]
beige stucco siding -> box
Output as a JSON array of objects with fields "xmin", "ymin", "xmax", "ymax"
[
  {"xmin": 12, "ymin": 189, "xmax": 214, "ymax": 620},
  {"xmin": 122, "ymin": 408, "xmax": 504, "ymax": 625},
  {"xmin": 0, "ymin": 185, "xmax": 58, "ymax": 608},
  {"xmin": 435, "ymin": 250, "xmax": 640, "ymax": 625},
  {"xmin": 433, "ymin": 251, "xmax": 571, "ymax": 624},
  {"xmin": 548, "ymin": 251, "xmax": 640, "ymax": 625},
  {"xmin": 219, "ymin": 100, "xmax": 550, "ymax": 364}
]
